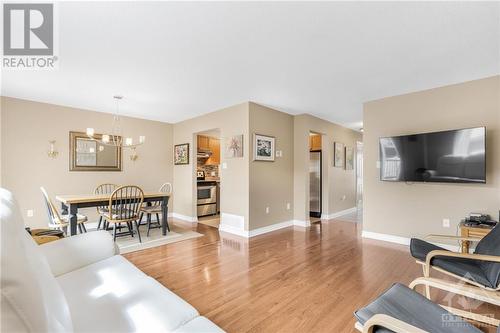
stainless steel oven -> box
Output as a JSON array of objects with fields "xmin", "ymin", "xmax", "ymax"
[{"xmin": 197, "ymin": 183, "xmax": 217, "ymax": 217}]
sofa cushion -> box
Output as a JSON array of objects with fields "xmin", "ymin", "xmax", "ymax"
[
  {"xmin": 173, "ymin": 317, "xmax": 225, "ymax": 333},
  {"xmin": 57, "ymin": 255, "xmax": 199, "ymax": 332},
  {"xmin": 0, "ymin": 188, "xmax": 73, "ymax": 332}
]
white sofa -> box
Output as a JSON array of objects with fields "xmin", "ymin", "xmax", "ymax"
[{"xmin": 0, "ymin": 188, "xmax": 224, "ymax": 333}]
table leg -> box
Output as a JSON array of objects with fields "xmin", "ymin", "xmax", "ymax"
[
  {"xmin": 69, "ymin": 204, "xmax": 78, "ymax": 236},
  {"xmin": 161, "ymin": 197, "xmax": 169, "ymax": 236}
]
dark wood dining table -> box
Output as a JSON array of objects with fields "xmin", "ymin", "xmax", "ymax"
[{"xmin": 55, "ymin": 192, "xmax": 170, "ymax": 236}]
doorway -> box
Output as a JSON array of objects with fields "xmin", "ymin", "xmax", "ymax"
[
  {"xmin": 309, "ymin": 132, "xmax": 322, "ymax": 221},
  {"xmin": 195, "ymin": 129, "xmax": 221, "ymax": 229},
  {"xmin": 356, "ymin": 141, "xmax": 363, "ymax": 208}
]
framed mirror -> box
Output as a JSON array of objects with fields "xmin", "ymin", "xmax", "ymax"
[{"xmin": 69, "ymin": 131, "xmax": 122, "ymax": 171}]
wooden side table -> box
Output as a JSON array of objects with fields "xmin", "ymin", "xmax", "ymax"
[{"xmin": 459, "ymin": 222, "xmax": 493, "ymax": 253}]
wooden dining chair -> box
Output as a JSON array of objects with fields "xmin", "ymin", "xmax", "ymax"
[
  {"xmin": 94, "ymin": 183, "xmax": 118, "ymax": 230},
  {"xmin": 99, "ymin": 185, "xmax": 144, "ymax": 242},
  {"xmin": 138, "ymin": 182, "xmax": 172, "ymax": 237},
  {"xmin": 40, "ymin": 187, "xmax": 88, "ymax": 235}
]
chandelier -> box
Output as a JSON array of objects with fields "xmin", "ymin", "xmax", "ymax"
[{"xmin": 86, "ymin": 96, "xmax": 145, "ymax": 149}]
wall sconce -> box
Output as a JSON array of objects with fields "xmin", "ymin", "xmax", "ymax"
[
  {"xmin": 47, "ymin": 140, "xmax": 59, "ymax": 158},
  {"xmin": 130, "ymin": 147, "xmax": 139, "ymax": 161}
]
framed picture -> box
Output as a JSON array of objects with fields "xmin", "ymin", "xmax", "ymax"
[
  {"xmin": 174, "ymin": 143, "xmax": 189, "ymax": 165},
  {"xmin": 334, "ymin": 142, "xmax": 344, "ymax": 167},
  {"xmin": 345, "ymin": 147, "xmax": 354, "ymax": 170},
  {"xmin": 253, "ymin": 134, "xmax": 275, "ymax": 161},
  {"xmin": 225, "ymin": 134, "xmax": 243, "ymax": 158}
]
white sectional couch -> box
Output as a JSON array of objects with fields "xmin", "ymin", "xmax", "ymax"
[{"xmin": 0, "ymin": 188, "xmax": 224, "ymax": 333}]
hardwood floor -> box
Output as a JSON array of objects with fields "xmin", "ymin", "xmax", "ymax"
[{"xmin": 124, "ymin": 218, "xmax": 495, "ymax": 332}]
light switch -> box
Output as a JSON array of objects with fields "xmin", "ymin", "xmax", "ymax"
[
  {"xmin": 376, "ymin": 161, "xmax": 381, "ymax": 169},
  {"xmin": 27, "ymin": 209, "xmax": 34, "ymax": 217},
  {"xmin": 222, "ymin": 162, "xmax": 227, "ymax": 169}
]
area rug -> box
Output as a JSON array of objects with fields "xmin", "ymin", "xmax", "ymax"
[{"xmin": 115, "ymin": 225, "xmax": 203, "ymax": 254}]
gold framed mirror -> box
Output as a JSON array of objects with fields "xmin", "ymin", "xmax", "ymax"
[{"xmin": 69, "ymin": 131, "xmax": 122, "ymax": 171}]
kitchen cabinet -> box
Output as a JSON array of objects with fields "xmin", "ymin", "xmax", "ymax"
[
  {"xmin": 198, "ymin": 135, "xmax": 220, "ymax": 165},
  {"xmin": 310, "ymin": 134, "xmax": 321, "ymax": 151},
  {"xmin": 197, "ymin": 136, "xmax": 210, "ymax": 150},
  {"xmin": 206, "ymin": 137, "xmax": 220, "ymax": 165}
]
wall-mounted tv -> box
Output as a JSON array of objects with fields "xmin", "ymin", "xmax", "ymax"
[{"xmin": 379, "ymin": 127, "xmax": 486, "ymax": 183}]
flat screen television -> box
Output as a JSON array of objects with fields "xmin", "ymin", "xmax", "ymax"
[{"xmin": 379, "ymin": 127, "xmax": 486, "ymax": 183}]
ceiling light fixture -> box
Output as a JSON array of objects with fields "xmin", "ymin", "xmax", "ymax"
[{"xmin": 86, "ymin": 96, "xmax": 145, "ymax": 148}]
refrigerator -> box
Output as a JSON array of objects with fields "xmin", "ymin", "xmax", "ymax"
[{"xmin": 309, "ymin": 151, "xmax": 321, "ymax": 218}]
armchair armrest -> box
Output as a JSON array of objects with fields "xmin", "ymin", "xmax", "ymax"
[
  {"xmin": 425, "ymin": 250, "xmax": 500, "ymax": 278},
  {"xmin": 39, "ymin": 231, "xmax": 118, "ymax": 277},
  {"xmin": 409, "ymin": 277, "xmax": 500, "ymax": 305},
  {"xmin": 425, "ymin": 234, "xmax": 482, "ymax": 243},
  {"xmin": 362, "ymin": 314, "xmax": 426, "ymax": 333}
]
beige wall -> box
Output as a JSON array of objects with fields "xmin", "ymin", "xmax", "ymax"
[
  {"xmin": 293, "ymin": 114, "xmax": 362, "ymax": 222},
  {"xmin": 172, "ymin": 102, "xmax": 250, "ymax": 225},
  {"xmin": 363, "ymin": 76, "xmax": 500, "ymax": 240},
  {"xmin": 0, "ymin": 97, "xmax": 173, "ymax": 229},
  {"xmin": 248, "ymin": 103, "xmax": 294, "ymax": 230}
]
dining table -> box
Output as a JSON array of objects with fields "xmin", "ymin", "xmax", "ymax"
[{"xmin": 55, "ymin": 192, "xmax": 170, "ymax": 236}]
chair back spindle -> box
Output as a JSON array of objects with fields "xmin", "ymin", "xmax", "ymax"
[
  {"xmin": 40, "ymin": 187, "xmax": 62, "ymax": 224},
  {"xmin": 108, "ymin": 185, "xmax": 144, "ymax": 221},
  {"xmin": 94, "ymin": 183, "xmax": 118, "ymax": 212}
]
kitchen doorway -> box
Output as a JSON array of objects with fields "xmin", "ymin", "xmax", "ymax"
[
  {"xmin": 356, "ymin": 141, "xmax": 363, "ymax": 208},
  {"xmin": 309, "ymin": 132, "xmax": 322, "ymax": 222},
  {"xmin": 196, "ymin": 129, "xmax": 221, "ymax": 228}
]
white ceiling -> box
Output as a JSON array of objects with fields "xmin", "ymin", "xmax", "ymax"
[{"xmin": 2, "ymin": 2, "xmax": 499, "ymax": 129}]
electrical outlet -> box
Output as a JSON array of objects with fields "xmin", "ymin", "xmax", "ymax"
[
  {"xmin": 265, "ymin": 207, "xmax": 270, "ymax": 214},
  {"xmin": 27, "ymin": 209, "xmax": 34, "ymax": 217},
  {"xmin": 286, "ymin": 202, "xmax": 291, "ymax": 210},
  {"xmin": 442, "ymin": 218, "xmax": 450, "ymax": 228},
  {"xmin": 276, "ymin": 150, "xmax": 282, "ymax": 157}
]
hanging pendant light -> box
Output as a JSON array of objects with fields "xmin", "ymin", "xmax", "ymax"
[{"xmin": 86, "ymin": 96, "xmax": 145, "ymax": 148}]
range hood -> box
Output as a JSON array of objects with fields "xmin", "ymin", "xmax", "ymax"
[{"xmin": 197, "ymin": 149, "xmax": 212, "ymax": 159}]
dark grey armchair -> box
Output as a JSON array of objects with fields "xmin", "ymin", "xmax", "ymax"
[
  {"xmin": 409, "ymin": 223, "xmax": 500, "ymax": 327},
  {"xmin": 354, "ymin": 281, "xmax": 489, "ymax": 333}
]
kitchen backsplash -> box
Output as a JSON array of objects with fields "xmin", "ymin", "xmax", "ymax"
[{"xmin": 198, "ymin": 164, "xmax": 219, "ymax": 178}]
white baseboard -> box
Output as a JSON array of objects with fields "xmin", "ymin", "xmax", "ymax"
[
  {"xmin": 219, "ymin": 223, "xmax": 248, "ymax": 237},
  {"xmin": 248, "ymin": 220, "xmax": 294, "ymax": 237},
  {"xmin": 361, "ymin": 230, "xmax": 461, "ymax": 251},
  {"xmin": 171, "ymin": 213, "xmax": 197, "ymax": 223},
  {"xmin": 321, "ymin": 207, "xmax": 357, "ymax": 220},
  {"xmin": 219, "ymin": 213, "xmax": 246, "ymax": 237},
  {"xmin": 220, "ymin": 219, "xmax": 295, "ymax": 238},
  {"xmin": 361, "ymin": 230, "xmax": 410, "ymax": 246},
  {"xmin": 292, "ymin": 220, "xmax": 311, "ymax": 227}
]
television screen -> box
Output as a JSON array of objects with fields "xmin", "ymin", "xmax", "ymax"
[{"xmin": 379, "ymin": 127, "xmax": 486, "ymax": 183}]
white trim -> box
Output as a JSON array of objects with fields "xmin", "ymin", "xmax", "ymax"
[
  {"xmin": 171, "ymin": 213, "xmax": 197, "ymax": 223},
  {"xmin": 292, "ymin": 220, "xmax": 311, "ymax": 227},
  {"xmin": 219, "ymin": 213, "xmax": 246, "ymax": 237},
  {"xmin": 219, "ymin": 224, "xmax": 248, "ymax": 237},
  {"xmin": 361, "ymin": 230, "xmax": 410, "ymax": 246},
  {"xmin": 321, "ymin": 207, "xmax": 357, "ymax": 220},
  {"xmin": 248, "ymin": 220, "xmax": 293, "ymax": 237},
  {"xmin": 361, "ymin": 230, "xmax": 461, "ymax": 252},
  {"xmin": 220, "ymin": 220, "xmax": 295, "ymax": 238}
]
